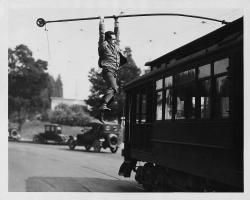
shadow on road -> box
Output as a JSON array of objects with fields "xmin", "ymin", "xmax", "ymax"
[
  {"xmin": 26, "ymin": 176, "xmax": 144, "ymax": 192},
  {"xmin": 63, "ymin": 148, "xmax": 116, "ymax": 154}
]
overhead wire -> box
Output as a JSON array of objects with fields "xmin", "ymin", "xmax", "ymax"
[
  {"xmin": 40, "ymin": 11, "xmax": 242, "ymax": 62},
  {"xmin": 43, "ymin": 23, "xmax": 86, "ymax": 61},
  {"xmin": 44, "ymin": 24, "xmax": 51, "ymax": 60},
  {"xmin": 216, "ymin": 9, "xmax": 243, "ymax": 20},
  {"xmin": 140, "ymin": 10, "xmax": 242, "ymax": 63},
  {"xmin": 161, "ymin": 9, "xmax": 242, "ymax": 41}
]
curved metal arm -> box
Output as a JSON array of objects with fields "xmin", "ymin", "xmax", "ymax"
[{"xmin": 36, "ymin": 13, "xmax": 230, "ymax": 27}]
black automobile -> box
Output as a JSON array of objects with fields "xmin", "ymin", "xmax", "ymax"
[
  {"xmin": 68, "ymin": 121, "xmax": 121, "ymax": 153},
  {"xmin": 33, "ymin": 124, "xmax": 69, "ymax": 144}
]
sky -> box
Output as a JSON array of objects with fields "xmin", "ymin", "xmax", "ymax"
[{"xmin": 7, "ymin": 0, "xmax": 245, "ymax": 101}]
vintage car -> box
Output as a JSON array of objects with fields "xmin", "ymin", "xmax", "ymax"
[
  {"xmin": 68, "ymin": 121, "xmax": 121, "ymax": 153},
  {"xmin": 33, "ymin": 124, "xmax": 69, "ymax": 144},
  {"xmin": 8, "ymin": 127, "xmax": 21, "ymax": 141}
]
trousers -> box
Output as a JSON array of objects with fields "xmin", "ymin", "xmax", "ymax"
[{"xmin": 101, "ymin": 69, "xmax": 118, "ymax": 105}]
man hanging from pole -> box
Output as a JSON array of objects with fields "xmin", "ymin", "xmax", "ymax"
[{"xmin": 97, "ymin": 15, "xmax": 127, "ymax": 123}]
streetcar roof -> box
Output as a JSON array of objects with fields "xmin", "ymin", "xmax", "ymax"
[{"xmin": 124, "ymin": 17, "xmax": 243, "ymax": 90}]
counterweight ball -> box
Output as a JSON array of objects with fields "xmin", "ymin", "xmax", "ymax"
[{"xmin": 36, "ymin": 18, "xmax": 46, "ymax": 27}]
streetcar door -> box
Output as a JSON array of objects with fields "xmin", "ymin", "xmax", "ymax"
[{"xmin": 129, "ymin": 84, "xmax": 153, "ymax": 152}]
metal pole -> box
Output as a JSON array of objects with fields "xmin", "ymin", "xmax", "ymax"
[{"xmin": 36, "ymin": 13, "xmax": 229, "ymax": 27}]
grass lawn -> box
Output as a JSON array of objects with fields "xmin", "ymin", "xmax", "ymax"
[{"xmin": 19, "ymin": 120, "xmax": 83, "ymax": 139}]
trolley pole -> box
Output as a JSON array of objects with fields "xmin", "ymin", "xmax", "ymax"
[{"xmin": 36, "ymin": 13, "xmax": 229, "ymax": 27}]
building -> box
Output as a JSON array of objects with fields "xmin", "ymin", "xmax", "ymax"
[{"xmin": 50, "ymin": 97, "xmax": 86, "ymax": 110}]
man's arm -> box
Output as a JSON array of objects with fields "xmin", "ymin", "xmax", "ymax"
[
  {"xmin": 114, "ymin": 16, "xmax": 120, "ymax": 46},
  {"xmin": 99, "ymin": 16, "xmax": 105, "ymax": 46}
]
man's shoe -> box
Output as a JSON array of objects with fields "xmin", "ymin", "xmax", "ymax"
[{"xmin": 99, "ymin": 104, "xmax": 111, "ymax": 111}]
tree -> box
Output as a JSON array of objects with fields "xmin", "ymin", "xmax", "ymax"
[
  {"xmin": 48, "ymin": 75, "xmax": 57, "ymax": 97},
  {"xmin": 45, "ymin": 74, "xmax": 63, "ymax": 98},
  {"xmin": 55, "ymin": 74, "xmax": 63, "ymax": 97},
  {"xmin": 85, "ymin": 46, "xmax": 141, "ymax": 122},
  {"xmin": 8, "ymin": 44, "xmax": 50, "ymax": 129}
]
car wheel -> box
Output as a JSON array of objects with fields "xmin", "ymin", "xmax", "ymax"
[
  {"xmin": 142, "ymin": 163, "xmax": 155, "ymax": 191},
  {"xmin": 68, "ymin": 139, "xmax": 76, "ymax": 150},
  {"xmin": 57, "ymin": 139, "xmax": 64, "ymax": 145},
  {"xmin": 92, "ymin": 140, "xmax": 101, "ymax": 152},
  {"xmin": 10, "ymin": 129, "xmax": 20, "ymax": 141},
  {"xmin": 110, "ymin": 146, "xmax": 118, "ymax": 153},
  {"xmin": 152, "ymin": 166, "xmax": 167, "ymax": 192},
  {"xmin": 85, "ymin": 145, "xmax": 91, "ymax": 151},
  {"xmin": 108, "ymin": 134, "xmax": 118, "ymax": 147}
]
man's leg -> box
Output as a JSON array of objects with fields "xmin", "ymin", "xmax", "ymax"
[{"xmin": 100, "ymin": 70, "xmax": 118, "ymax": 110}]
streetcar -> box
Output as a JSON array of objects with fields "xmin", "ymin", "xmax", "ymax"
[{"xmin": 119, "ymin": 17, "xmax": 243, "ymax": 191}]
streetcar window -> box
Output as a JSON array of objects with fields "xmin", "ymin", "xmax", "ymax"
[
  {"xmin": 156, "ymin": 78, "xmax": 164, "ymax": 120},
  {"xmin": 198, "ymin": 64, "xmax": 211, "ymax": 119},
  {"xmin": 156, "ymin": 79, "xmax": 163, "ymax": 90},
  {"xmin": 199, "ymin": 80, "xmax": 211, "ymax": 119},
  {"xmin": 136, "ymin": 94, "xmax": 140, "ymax": 113},
  {"xmin": 198, "ymin": 64, "xmax": 211, "ymax": 78},
  {"xmin": 164, "ymin": 76, "xmax": 173, "ymax": 120},
  {"xmin": 213, "ymin": 58, "xmax": 230, "ymax": 118},
  {"xmin": 141, "ymin": 94, "xmax": 147, "ymax": 114},
  {"xmin": 175, "ymin": 84, "xmax": 196, "ymax": 119},
  {"xmin": 176, "ymin": 97, "xmax": 185, "ymax": 119},
  {"xmin": 165, "ymin": 89, "xmax": 173, "ymax": 119},
  {"xmin": 201, "ymin": 97, "xmax": 211, "ymax": 118},
  {"xmin": 152, "ymin": 57, "xmax": 231, "ymax": 122},
  {"xmin": 136, "ymin": 94, "xmax": 140, "ymax": 124},
  {"xmin": 161, "ymin": 63, "xmax": 166, "ymax": 68},
  {"xmin": 165, "ymin": 76, "xmax": 173, "ymax": 87},
  {"xmin": 141, "ymin": 116, "xmax": 146, "ymax": 123},
  {"xmin": 215, "ymin": 75, "xmax": 230, "ymax": 118},
  {"xmin": 214, "ymin": 58, "xmax": 229, "ymax": 75},
  {"xmin": 175, "ymin": 69, "xmax": 195, "ymax": 84},
  {"xmin": 156, "ymin": 91, "xmax": 163, "ymax": 120},
  {"xmin": 141, "ymin": 94, "xmax": 147, "ymax": 123},
  {"xmin": 152, "ymin": 66, "xmax": 157, "ymax": 71}
]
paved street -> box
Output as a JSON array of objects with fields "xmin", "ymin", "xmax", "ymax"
[{"xmin": 8, "ymin": 141, "xmax": 144, "ymax": 192}]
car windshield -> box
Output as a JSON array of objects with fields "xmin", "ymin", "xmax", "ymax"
[
  {"xmin": 57, "ymin": 126, "xmax": 61, "ymax": 133},
  {"xmin": 45, "ymin": 126, "xmax": 50, "ymax": 132}
]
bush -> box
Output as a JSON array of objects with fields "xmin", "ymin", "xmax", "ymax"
[{"xmin": 49, "ymin": 103, "xmax": 93, "ymax": 126}]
